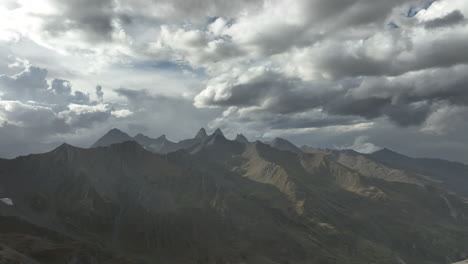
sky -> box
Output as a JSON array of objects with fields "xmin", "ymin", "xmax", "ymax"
[{"xmin": 0, "ymin": 0, "xmax": 467, "ymax": 163}]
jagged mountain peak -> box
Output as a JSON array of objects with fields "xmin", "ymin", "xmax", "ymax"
[
  {"xmin": 92, "ymin": 128, "xmax": 133, "ymax": 148},
  {"xmin": 195, "ymin": 128, "xmax": 208, "ymax": 139},
  {"xmin": 235, "ymin": 133, "xmax": 249, "ymax": 144},
  {"xmin": 189, "ymin": 132, "xmax": 243, "ymax": 155},
  {"xmin": 213, "ymin": 128, "xmax": 224, "ymax": 137}
]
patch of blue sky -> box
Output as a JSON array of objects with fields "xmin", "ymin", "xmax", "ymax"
[
  {"xmin": 406, "ymin": 0, "xmax": 439, "ymax": 17},
  {"xmin": 388, "ymin": 22, "xmax": 400, "ymax": 29}
]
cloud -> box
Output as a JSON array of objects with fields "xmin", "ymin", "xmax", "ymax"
[
  {"xmin": 425, "ymin": 10, "xmax": 465, "ymax": 29},
  {"xmin": 111, "ymin": 109, "xmax": 133, "ymax": 118},
  {"xmin": 0, "ymin": 64, "xmax": 133, "ymax": 157},
  {"xmin": 194, "ymin": 64, "xmax": 468, "ymax": 129},
  {"xmin": 194, "ymin": 67, "xmax": 340, "ymax": 112},
  {"xmin": 0, "ymin": 66, "xmax": 92, "ymax": 106},
  {"xmin": 422, "ymin": 104, "xmax": 468, "ymax": 135},
  {"xmin": 0, "ymin": 66, "xmax": 49, "ymax": 101},
  {"xmin": 2, "ymin": 0, "xmax": 468, "ymax": 163},
  {"xmin": 146, "ymin": 25, "xmax": 245, "ymax": 68},
  {"xmin": 95, "ymin": 85, "xmax": 104, "ymax": 102},
  {"xmin": 336, "ymin": 136, "xmax": 382, "ymax": 154},
  {"xmin": 42, "ymin": 0, "xmax": 116, "ymax": 42}
]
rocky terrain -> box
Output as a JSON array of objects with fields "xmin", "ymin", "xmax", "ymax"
[{"xmin": 0, "ymin": 128, "xmax": 467, "ymax": 263}]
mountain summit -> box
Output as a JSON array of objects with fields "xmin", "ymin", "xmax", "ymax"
[
  {"xmin": 195, "ymin": 128, "xmax": 208, "ymax": 139},
  {"xmin": 213, "ymin": 128, "xmax": 224, "ymax": 137},
  {"xmin": 235, "ymin": 133, "xmax": 249, "ymax": 144},
  {"xmin": 91, "ymin": 128, "xmax": 134, "ymax": 148}
]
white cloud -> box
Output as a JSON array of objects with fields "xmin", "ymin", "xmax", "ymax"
[
  {"xmin": 336, "ymin": 136, "xmax": 382, "ymax": 154},
  {"xmin": 111, "ymin": 109, "xmax": 133, "ymax": 118},
  {"xmin": 0, "ymin": 198, "xmax": 13, "ymax": 206}
]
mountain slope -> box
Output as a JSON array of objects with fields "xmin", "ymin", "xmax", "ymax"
[
  {"xmin": 370, "ymin": 148, "xmax": 468, "ymax": 197},
  {"xmin": 1, "ymin": 140, "xmax": 468, "ymax": 263},
  {"xmin": 301, "ymin": 147, "xmax": 468, "ymax": 199}
]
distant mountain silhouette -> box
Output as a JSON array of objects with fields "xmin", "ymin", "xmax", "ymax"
[{"xmin": 91, "ymin": 128, "xmax": 134, "ymax": 147}]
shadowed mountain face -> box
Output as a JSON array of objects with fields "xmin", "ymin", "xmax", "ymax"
[{"xmin": 1, "ymin": 131, "xmax": 468, "ymax": 263}]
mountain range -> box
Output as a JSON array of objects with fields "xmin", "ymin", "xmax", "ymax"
[{"xmin": 0, "ymin": 128, "xmax": 467, "ymax": 264}]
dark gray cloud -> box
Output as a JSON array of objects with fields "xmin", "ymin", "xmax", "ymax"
[
  {"xmin": 425, "ymin": 10, "xmax": 465, "ymax": 29},
  {"xmin": 383, "ymin": 102, "xmax": 432, "ymax": 127},
  {"xmin": 196, "ymin": 62, "xmax": 468, "ymax": 130},
  {"xmin": 116, "ymin": 0, "xmax": 265, "ymax": 21},
  {"xmin": 293, "ymin": 32, "xmax": 468, "ymax": 79},
  {"xmin": 51, "ymin": 79, "xmax": 72, "ymax": 95},
  {"xmin": 43, "ymin": 0, "xmax": 116, "ymax": 42},
  {"xmin": 0, "ymin": 66, "xmax": 91, "ymax": 106},
  {"xmin": 0, "ymin": 66, "xmax": 49, "ymax": 101},
  {"xmin": 195, "ymin": 70, "xmax": 340, "ymax": 113},
  {"xmin": 302, "ymin": 0, "xmax": 414, "ymax": 27}
]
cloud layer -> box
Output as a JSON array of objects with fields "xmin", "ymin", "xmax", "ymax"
[{"xmin": 1, "ymin": 0, "xmax": 468, "ymax": 162}]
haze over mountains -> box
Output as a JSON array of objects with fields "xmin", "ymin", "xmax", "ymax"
[{"xmin": 0, "ymin": 128, "xmax": 467, "ymax": 263}]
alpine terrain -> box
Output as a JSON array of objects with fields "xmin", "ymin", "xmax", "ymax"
[{"xmin": 0, "ymin": 128, "xmax": 467, "ymax": 264}]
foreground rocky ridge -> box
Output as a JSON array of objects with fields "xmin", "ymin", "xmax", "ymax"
[{"xmin": 0, "ymin": 129, "xmax": 467, "ymax": 263}]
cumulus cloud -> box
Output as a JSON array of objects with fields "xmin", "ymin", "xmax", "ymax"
[
  {"xmin": 147, "ymin": 24, "xmax": 244, "ymax": 68},
  {"xmin": 0, "ymin": 64, "xmax": 132, "ymax": 157},
  {"xmin": 42, "ymin": 0, "xmax": 117, "ymax": 42},
  {"xmin": 0, "ymin": 66, "xmax": 92, "ymax": 105}
]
